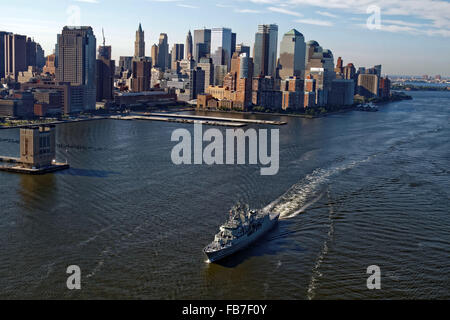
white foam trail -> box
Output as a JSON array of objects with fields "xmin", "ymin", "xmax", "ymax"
[
  {"xmin": 265, "ymin": 156, "xmax": 373, "ymax": 219},
  {"xmin": 307, "ymin": 190, "xmax": 335, "ymax": 300},
  {"xmin": 281, "ymin": 192, "xmax": 325, "ymax": 220}
]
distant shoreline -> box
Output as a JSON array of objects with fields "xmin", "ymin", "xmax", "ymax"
[
  {"xmin": 392, "ymin": 84, "xmax": 450, "ymax": 92},
  {"xmin": 0, "ymin": 91, "xmax": 416, "ymax": 130}
]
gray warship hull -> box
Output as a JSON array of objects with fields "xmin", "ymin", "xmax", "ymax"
[{"xmin": 204, "ymin": 213, "xmax": 279, "ymax": 263}]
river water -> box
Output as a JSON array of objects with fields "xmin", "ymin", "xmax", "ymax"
[{"xmin": 0, "ymin": 91, "xmax": 449, "ymax": 299}]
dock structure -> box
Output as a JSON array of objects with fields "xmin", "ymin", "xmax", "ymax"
[
  {"xmin": 143, "ymin": 113, "xmax": 288, "ymax": 125},
  {"xmin": 0, "ymin": 125, "xmax": 69, "ymax": 175},
  {"xmin": 0, "ymin": 162, "xmax": 70, "ymax": 175},
  {"xmin": 110, "ymin": 115, "xmax": 247, "ymax": 127}
]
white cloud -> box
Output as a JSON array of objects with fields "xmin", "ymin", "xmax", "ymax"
[
  {"xmin": 268, "ymin": 6, "xmax": 303, "ymax": 17},
  {"xmin": 235, "ymin": 9, "xmax": 262, "ymax": 14},
  {"xmin": 316, "ymin": 11, "xmax": 338, "ymax": 18},
  {"xmin": 177, "ymin": 4, "xmax": 198, "ymax": 9},
  {"xmin": 295, "ymin": 19, "xmax": 333, "ymax": 27},
  {"xmin": 248, "ymin": 0, "xmax": 450, "ymax": 37},
  {"xmin": 383, "ymin": 19, "xmax": 424, "ymax": 28}
]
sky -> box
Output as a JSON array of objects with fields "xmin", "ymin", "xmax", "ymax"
[{"xmin": 1, "ymin": 0, "xmax": 449, "ymax": 76}]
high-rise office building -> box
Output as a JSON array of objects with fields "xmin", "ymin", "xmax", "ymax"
[
  {"xmin": 131, "ymin": 60, "xmax": 151, "ymax": 92},
  {"xmin": 56, "ymin": 26, "xmax": 97, "ymax": 110},
  {"xmin": 231, "ymin": 32, "xmax": 236, "ymax": 57},
  {"xmin": 0, "ymin": 31, "xmax": 8, "ymax": 79},
  {"xmin": 96, "ymin": 34, "xmax": 115, "ymax": 101},
  {"xmin": 305, "ymin": 40, "xmax": 321, "ymax": 66},
  {"xmin": 194, "ymin": 28, "xmax": 211, "ymax": 62},
  {"xmin": 305, "ymin": 41, "xmax": 336, "ymax": 106},
  {"xmin": 185, "ymin": 30, "xmax": 193, "ymax": 60},
  {"xmin": 171, "ymin": 43, "xmax": 184, "ymax": 70},
  {"xmin": 253, "ymin": 24, "xmax": 278, "ymax": 77},
  {"xmin": 357, "ymin": 73, "xmax": 379, "ymax": 98},
  {"xmin": 135, "ymin": 23, "xmax": 145, "ymax": 58},
  {"xmin": 151, "ymin": 44, "xmax": 158, "ymax": 68},
  {"xmin": 26, "ymin": 37, "xmax": 37, "ymax": 68},
  {"xmin": 373, "ymin": 65, "xmax": 382, "ymax": 77},
  {"xmin": 55, "ymin": 34, "xmax": 61, "ymax": 68},
  {"xmin": 235, "ymin": 43, "xmax": 250, "ymax": 58},
  {"xmin": 189, "ymin": 67, "xmax": 206, "ymax": 99},
  {"xmin": 4, "ymin": 33, "xmax": 27, "ymax": 78},
  {"xmin": 280, "ymin": 77, "xmax": 304, "ymax": 110},
  {"xmin": 278, "ymin": 29, "xmax": 305, "ymax": 80},
  {"xmin": 210, "ymin": 27, "xmax": 232, "ymax": 69},
  {"xmin": 329, "ymin": 79, "xmax": 354, "ymax": 106},
  {"xmin": 335, "ymin": 57, "xmax": 343, "ymax": 74},
  {"xmin": 97, "ymin": 29, "xmax": 111, "ymax": 60},
  {"xmin": 98, "ymin": 45, "xmax": 111, "ymax": 61},
  {"xmin": 230, "ymin": 52, "xmax": 254, "ymax": 109},
  {"xmin": 379, "ymin": 76, "xmax": 391, "ymax": 98},
  {"xmin": 96, "ymin": 56, "xmax": 115, "ymax": 101},
  {"xmin": 214, "ymin": 64, "xmax": 228, "ymax": 86},
  {"xmin": 343, "ymin": 63, "xmax": 356, "ymax": 80},
  {"xmin": 119, "ymin": 56, "xmax": 133, "ymax": 71},
  {"xmin": 36, "ymin": 44, "xmax": 45, "ymax": 68},
  {"xmin": 157, "ymin": 33, "xmax": 169, "ymax": 70},
  {"xmin": 43, "ymin": 54, "xmax": 56, "ymax": 75},
  {"xmin": 197, "ymin": 57, "xmax": 214, "ymax": 92}
]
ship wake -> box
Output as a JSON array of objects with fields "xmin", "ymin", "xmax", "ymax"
[{"xmin": 263, "ymin": 156, "xmax": 373, "ymax": 219}]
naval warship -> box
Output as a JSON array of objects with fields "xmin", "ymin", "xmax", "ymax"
[{"xmin": 204, "ymin": 203, "xmax": 280, "ymax": 263}]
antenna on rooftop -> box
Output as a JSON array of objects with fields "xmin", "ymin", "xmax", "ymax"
[{"xmin": 102, "ymin": 28, "xmax": 105, "ymax": 47}]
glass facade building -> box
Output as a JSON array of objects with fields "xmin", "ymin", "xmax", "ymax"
[
  {"xmin": 253, "ymin": 24, "xmax": 278, "ymax": 77},
  {"xmin": 210, "ymin": 27, "xmax": 232, "ymax": 70}
]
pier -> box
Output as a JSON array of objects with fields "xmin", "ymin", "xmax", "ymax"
[
  {"xmin": 110, "ymin": 115, "xmax": 247, "ymax": 127},
  {"xmin": 0, "ymin": 162, "xmax": 70, "ymax": 175},
  {"xmin": 141, "ymin": 113, "xmax": 288, "ymax": 125},
  {"xmin": 0, "ymin": 125, "xmax": 69, "ymax": 175}
]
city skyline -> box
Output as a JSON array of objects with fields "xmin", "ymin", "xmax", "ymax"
[{"xmin": 0, "ymin": 0, "xmax": 449, "ymax": 76}]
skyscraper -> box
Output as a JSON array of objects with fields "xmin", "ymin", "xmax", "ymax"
[
  {"xmin": 26, "ymin": 37, "xmax": 37, "ymax": 68},
  {"xmin": 278, "ymin": 29, "xmax": 305, "ymax": 80},
  {"xmin": 194, "ymin": 28, "xmax": 211, "ymax": 62},
  {"xmin": 171, "ymin": 43, "xmax": 184, "ymax": 70},
  {"xmin": 357, "ymin": 73, "xmax": 379, "ymax": 98},
  {"xmin": 96, "ymin": 33, "xmax": 115, "ymax": 101},
  {"xmin": 55, "ymin": 34, "xmax": 61, "ymax": 68},
  {"xmin": 335, "ymin": 57, "xmax": 343, "ymax": 74},
  {"xmin": 131, "ymin": 60, "xmax": 151, "ymax": 92},
  {"xmin": 151, "ymin": 44, "xmax": 158, "ymax": 68},
  {"xmin": 135, "ymin": 23, "xmax": 145, "ymax": 58},
  {"xmin": 57, "ymin": 26, "xmax": 97, "ymax": 110},
  {"xmin": 96, "ymin": 57, "xmax": 115, "ymax": 101},
  {"xmin": 4, "ymin": 33, "xmax": 27, "ymax": 78},
  {"xmin": 235, "ymin": 43, "xmax": 250, "ymax": 58},
  {"xmin": 253, "ymin": 24, "xmax": 278, "ymax": 77},
  {"xmin": 227, "ymin": 52, "xmax": 254, "ymax": 110},
  {"xmin": 231, "ymin": 32, "xmax": 237, "ymax": 58},
  {"xmin": 343, "ymin": 63, "xmax": 356, "ymax": 80},
  {"xmin": 379, "ymin": 76, "xmax": 391, "ymax": 98},
  {"xmin": 157, "ymin": 33, "xmax": 169, "ymax": 70},
  {"xmin": 98, "ymin": 28, "xmax": 111, "ymax": 60},
  {"xmin": 119, "ymin": 56, "xmax": 133, "ymax": 71},
  {"xmin": 0, "ymin": 31, "xmax": 8, "ymax": 79},
  {"xmin": 197, "ymin": 57, "xmax": 214, "ymax": 92},
  {"xmin": 210, "ymin": 27, "xmax": 232, "ymax": 70},
  {"xmin": 36, "ymin": 44, "xmax": 45, "ymax": 68},
  {"xmin": 43, "ymin": 54, "xmax": 56, "ymax": 75},
  {"xmin": 185, "ymin": 30, "xmax": 193, "ymax": 60}
]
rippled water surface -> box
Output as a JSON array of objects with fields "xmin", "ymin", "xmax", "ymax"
[{"xmin": 0, "ymin": 91, "xmax": 449, "ymax": 299}]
